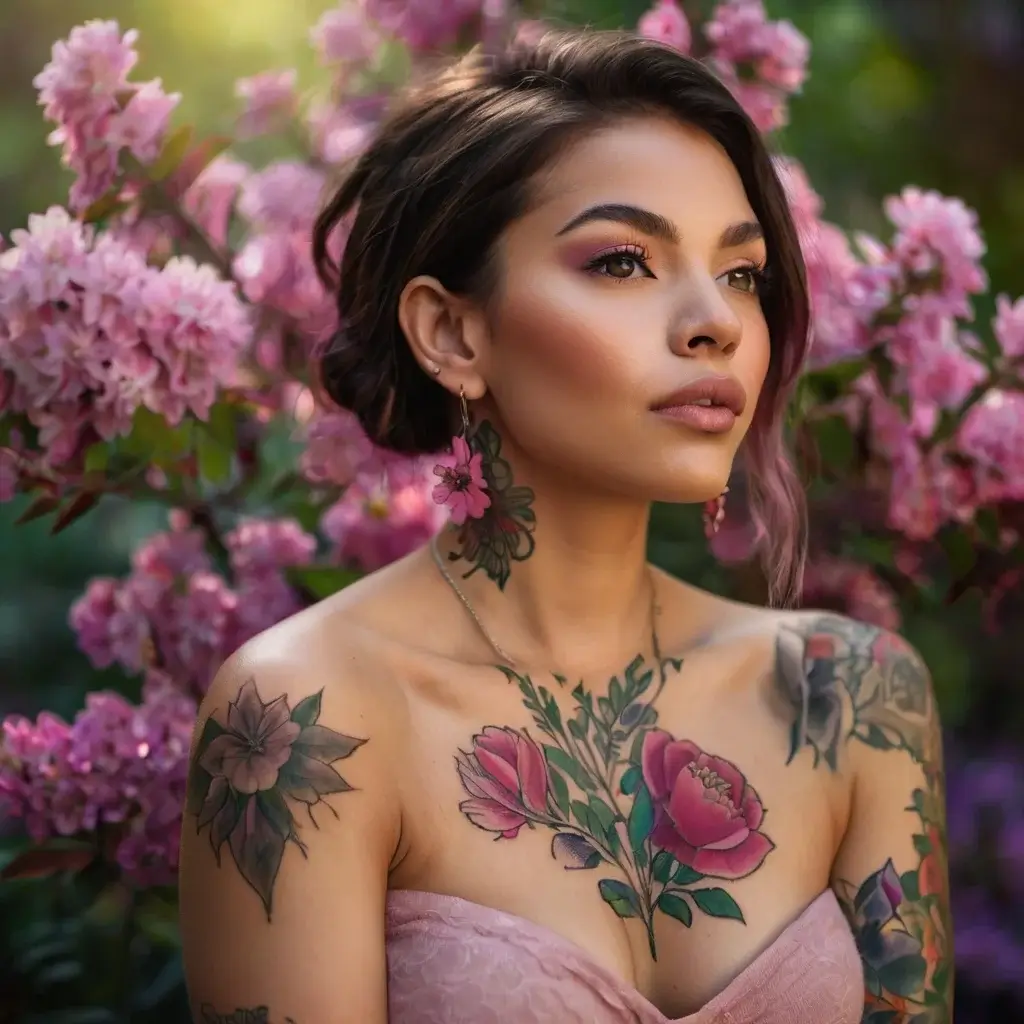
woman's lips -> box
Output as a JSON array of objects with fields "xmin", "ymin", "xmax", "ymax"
[
  {"xmin": 650, "ymin": 375, "xmax": 746, "ymax": 433},
  {"xmin": 654, "ymin": 403, "xmax": 737, "ymax": 433}
]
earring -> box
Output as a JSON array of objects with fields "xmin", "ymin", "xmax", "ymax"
[
  {"xmin": 431, "ymin": 386, "xmax": 492, "ymax": 525},
  {"xmin": 430, "ymin": 363, "xmax": 441, "ymax": 376},
  {"xmin": 703, "ymin": 487, "xmax": 729, "ymax": 537}
]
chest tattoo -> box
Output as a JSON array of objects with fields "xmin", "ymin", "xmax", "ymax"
[{"xmin": 454, "ymin": 654, "xmax": 775, "ymax": 958}]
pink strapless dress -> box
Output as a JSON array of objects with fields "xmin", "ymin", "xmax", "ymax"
[{"xmin": 385, "ymin": 888, "xmax": 863, "ymax": 1023}]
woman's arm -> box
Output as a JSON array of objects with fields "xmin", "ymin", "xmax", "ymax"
[
  {"xmin": 178, "ymin": 647, "xmax": 400, "ymax": 1024},
  {"xmin": 778, "ymin": 615, "xmax": 953, "ymax": 1023}
]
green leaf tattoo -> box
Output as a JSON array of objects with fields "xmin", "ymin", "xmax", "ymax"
[
  {"xmin": 455, "ymin": 654, "xmax": 775, "ymax": 959},
  {"xmin": 775, "ymin": 615, "xmax": 937, "ymax": 772},
  {"xmin": 188, "ymin": 679, "xmax": 365, "ymax": 918},
  {"xmin": 449, "ymin": 420, "xmax": 535, "ymax": 590}
]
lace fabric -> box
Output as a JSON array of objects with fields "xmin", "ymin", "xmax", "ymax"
[{"xmin": 385, "ymin": 888, "xmax": 864, "ymax": 1023}]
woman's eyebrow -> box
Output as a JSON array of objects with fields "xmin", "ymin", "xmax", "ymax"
[{"xmin": 556, "ymin": 203, "xmax": 764, "ymax": 251}]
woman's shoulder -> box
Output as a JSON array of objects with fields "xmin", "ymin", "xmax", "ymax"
[
  {"xmin": 751, "ymin": 604, "xmax": 938, "ymax": 774},
  {"xmin": 660, "ymin": 580, "xmax": 937, "ymax": 772},
  {"xmin": 198, "ymin": 567, "xmax": 423, "ymax": 786}
]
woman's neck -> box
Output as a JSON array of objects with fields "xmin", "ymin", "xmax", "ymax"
[{"xmin": 438, "ymin": 464, "xmax": 657, "ymax": 676}]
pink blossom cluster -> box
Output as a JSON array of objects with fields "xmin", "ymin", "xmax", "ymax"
[
  {"xmin": 321, "ymin": 467, "xmax": 444, "ymax": 571},
  {"xmin": 0, "ymin": 207, "xmax": 251, "ymax": 467},
  {"xmin": 234, "ymin": 70, "xmax": 298, "ymax": 139},
  {"xmin": 302, "ymin": 407, "xmax": 444, "ymax": 570},
  {"xmin": 181, "ymin": 155, "xmax": 251, "ymax": 249},
  {"xmin": 232, "ymin": 161, "xmax": 335, "ymax": 346},
  {"xmin": 702, "ymin": 0, "xmax": 810, "ymax": 131},
  {"xmin": 801, "ymin": 557, "xmax": 902, "ymax": 631},
  {"xmin": 33, "ymin": 20, "xmax": 180, "ymax": 211},
  {"xmin": 311, "ymin": 4, "xmax": 381, "ymax": 64},
  {"xmin": 637, "ymin": 0, "xmax": 693, "ymax": 52},
  {"xmin": 362, "ymin": 0, "xmax": 484, "ymax": 52},
  {"xmin": 0, "ymin": 674, "xmax": 196, "ymax": 886},
  {"xmin": 862, "ymin": 380, "xmax": 1024, "ymax": 542},
  {"xmin": 70, "ymin": 512, "xmax": 316, "ymax": 694}
]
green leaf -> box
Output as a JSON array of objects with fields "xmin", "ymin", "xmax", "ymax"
[
  {"xmin": 598, "ymin": 878, "xmax": 641, "ymax": 919},
  {"xmin": 627, "ymin": 783, "xmax": 654, "ymax": 858},
  {"xmin": 876, "ymin": 950, "xmax": 927, "ymax": 999},
  {"xmin": 172, "ymin": 133, "xmax": 234, "ymax": 193},
  {"xmin": 197, "ymin": 427, "xmax": 232, "ymax": 484},
  {"xmin": 609, "ymin": 676, "xmax": 624, "ymax": 711},
  {"xmin": 290, "ymin": 691, "xmax": 323, "ymax": 728},
  {"xmin": 123, "ymin": 406, "xmax": 193, "ymax": 460},
  {"xmin": 899, "ymin": 869, "xmax": 921, "ymax": 902},
  {"xmin": 620, "ymin": 765, "xmax": 642, "ymax": 795},
  {"xmin": 0, "ymin": 841, "xmax": 96, "ymax": 881},
  {"xmin": 813, "ymin": 415, "xmax": 855, "ymax": 471},
  {"xmin": 51, "ymin": 490, "xmax": 100, "ymax": 534},
  {"xmin": 671, "ymin": 863, "xmax": 705, "ymax": 886},
  {"xmin": 81, "ymin": 188, "xmax": 131, "ymax": 224},
  {"xmin": 286, "ymin": 566, "xmax": 361, "ymax": 600},
  {"xmin": 570, "ymin": 799, "xmax": 592, "ymax": 833},
  {"xmin": 256, "ymin": 787, "xmax": 295, "ymax": 836},
  {"xmin": 691, "ymin": 887, "xmax": 744, "ymax": 922},
  {"xmin": 549, "ymin": 769, "xmax": 572, "ymax": 821},
  {"xmin": 543, "ymin": 745, "xmax": 596, "ymax": 792},
  {"xmin": 83, "ymin": 442, "xmax": 110, "ymax": 472},
  {"xmin": 656, "ymin": 892, "xmax": 693, "ymax": 927},
  {"xmin": 652, "ymin": 850, "xmax": 676, "ymax": 884},
  {"xmin": 587, "ymin": 795, "xmax": 617, "ymax": 836},
  {"xmin": 148, "ymin": 124, "xmax": 194, "ymax": 180},
  {"xmin": 14, "ymin": 493, "xmax": 60, "ymax": 526},
  {"xmin": 204, "ymin": 401, "xmax": 238, "ymax": 447},
  {"xmin": 186, "ymin": 717, "xmax": 226, "ymax": 815}
]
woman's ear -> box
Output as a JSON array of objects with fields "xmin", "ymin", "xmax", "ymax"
[{"xmin": 398, "ymin": 275, "xmax": 490, "ymax": 399}]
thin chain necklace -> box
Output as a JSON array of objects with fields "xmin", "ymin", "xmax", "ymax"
[{"xmin": 429, "ymin": 533, "xmax": 662, "ymax": 669}]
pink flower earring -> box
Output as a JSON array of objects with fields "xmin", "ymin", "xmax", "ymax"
[
  {"xmin": 703, "ymin": 487, "xmax": 729, "ymax": 537},
  {"xmin": 432, "ymin": 386, "xmax": 491, "ymax": 525}
]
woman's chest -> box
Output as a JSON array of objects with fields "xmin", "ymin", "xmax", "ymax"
[{"xmin": 389, "ymin": 650, "xmax": 852, "ymax": 1018}]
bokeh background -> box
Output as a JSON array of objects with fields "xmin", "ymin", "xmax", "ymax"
[{"xmin": 1, "ymin": 0, "xmax": 1022, "ymax": 1020}]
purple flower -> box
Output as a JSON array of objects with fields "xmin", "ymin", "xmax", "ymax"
[{"xmin": 199, "ymin": 680, "xmax": 301, "ymax": 793}]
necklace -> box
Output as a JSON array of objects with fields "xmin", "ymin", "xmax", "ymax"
[{"xmin": 429, "ymin": 533, "xmax": 662, "ymax": 669}]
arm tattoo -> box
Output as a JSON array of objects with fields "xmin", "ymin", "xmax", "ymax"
[
  {"xmin": 454, "ymin": 653, "xmax": 776, "ymax": 960},
  {"xmin": 187, "ymin": 679, "xmax": 366, "ymax": 918},
  {"xmin": 199, "ymin": 1005, "xmax": 296, "ymax": 1023},
  {"xmin": 834, "ymin": 767, "xmax": 953, "ymax": 1022},
  {"xmin": 775, "ymin": 614, "xmax": 937, "ymax": 772}
]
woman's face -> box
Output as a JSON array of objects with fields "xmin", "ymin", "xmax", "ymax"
[{"xmin": 481, "ymin": 115, "xmax": 772, "ymax": 505}]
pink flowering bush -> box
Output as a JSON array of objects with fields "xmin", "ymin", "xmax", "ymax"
[{"xmin": 1, "ymin": 5, "xmax": 1023, "ymax": 1014}]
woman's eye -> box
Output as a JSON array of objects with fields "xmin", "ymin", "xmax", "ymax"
[
  {"xmin": 589, "ymin": 250, "xmax": 652, "ymax": 281},
  {"xmin": 721, "ymin": 267, "xmax": 762, "ymax": 294}
]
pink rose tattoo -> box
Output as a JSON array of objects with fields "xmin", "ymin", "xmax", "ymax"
[
  {"xmin": 188, "ymin": 679, "xmax": 365, "ymax": 917},
  {"xmin": 456, "ymin": 656, "xmax": 775, "ymax": 959},
  {"xmin": 456, "ymin": 726, "xmax": 552, "ymax": 837},
  {"xmin": 641, "ymin": 730, "xmax": 774, "ymax": 879}
]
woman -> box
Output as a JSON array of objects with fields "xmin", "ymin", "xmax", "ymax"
[{"xmin": 179, "ymin": 29, "xmax": 952, "ymax": 1024}]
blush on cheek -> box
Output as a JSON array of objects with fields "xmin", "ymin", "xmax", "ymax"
[{"xmin": 500, "ymin": 272, "xmax": 640, "ymax": 395}]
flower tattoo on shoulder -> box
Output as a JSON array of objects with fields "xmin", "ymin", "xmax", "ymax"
[{"xmin": 187, "ymin": 678, "xmax": 366, "ymax": 918}]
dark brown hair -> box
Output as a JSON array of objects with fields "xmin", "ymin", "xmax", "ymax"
[{"xmin": 312, "ymin": 29, "xmax": 810, "ymax": 604}]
